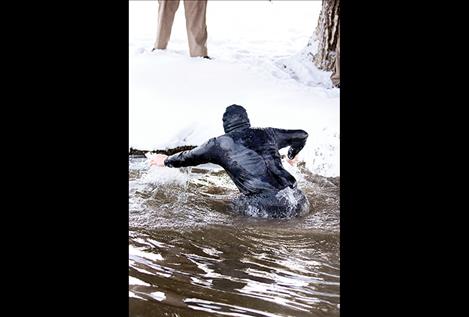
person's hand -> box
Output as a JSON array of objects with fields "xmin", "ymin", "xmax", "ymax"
[
  {"xmin": 149, "ymin": 154, "xmax": 168, "ymax": 167},
  {"xmin": 287, "ymin": 155, "xmax": 299, "ymax": 166}
]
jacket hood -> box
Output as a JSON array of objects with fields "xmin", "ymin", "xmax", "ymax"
[{"xmin": 222, "ymin": 104, "xmax": 251, "ymax": 133}]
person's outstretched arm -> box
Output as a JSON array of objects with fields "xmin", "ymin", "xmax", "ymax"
[
  {"xmin": 272, "ymin": 128, "xmax": 309, "ymax": 159},
  {"xmin": 151, "ymin": 138, "xmax": 217, "ymax": 168}
]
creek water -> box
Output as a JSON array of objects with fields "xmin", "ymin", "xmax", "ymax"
[{"xmin": 129, "ymin": 158, "xmax": 339, "ymax": 317}]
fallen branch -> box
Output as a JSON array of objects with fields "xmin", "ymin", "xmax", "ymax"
[{"xmin": 129, "ymin": 145, "xmax": 197, "ymax": 157}]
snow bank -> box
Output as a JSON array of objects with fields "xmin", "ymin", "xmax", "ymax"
[{"xmin": 129, "ymin": 1, "xmax": 339, "ymax": 177}]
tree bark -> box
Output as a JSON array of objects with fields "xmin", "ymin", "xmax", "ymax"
[{"xmin": 313, "ymin": 0, "xmax": 340, "ymax": 72}]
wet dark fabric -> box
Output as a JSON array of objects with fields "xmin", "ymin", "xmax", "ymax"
[
  {"xmin": 165, "ymin": 105, "xmax": 308, "ymax": 195},
  {"xmin": 164, "ymin": 104, "xmax": 309, "ymax": 216},
  {"xmin": 232, "ymin": 187, "xmax": 310, "ymax": 218}
]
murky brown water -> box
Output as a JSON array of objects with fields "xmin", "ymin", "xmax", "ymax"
[{"xmin": 129, "ymin": 158, "xmax": 339, "ymax": 317}]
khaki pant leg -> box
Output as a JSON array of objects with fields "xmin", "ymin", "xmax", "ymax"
[
  {"xmin": 183, "ymin": 0, "xmax": 208, "ymax": 57},
  {"xmin": 154, "ymin": 0, "xmax": 180, "ymax": 49}
]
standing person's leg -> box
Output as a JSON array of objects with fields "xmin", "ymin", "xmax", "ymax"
[
  {"xmin": 154, "ymin": 0, "xmax": 180, "ymax": 50},
  {"xmin": 331, "ymin": 25, "xmax": 340, "ymax": 87},
  {"xmin": 183, "ymin": 0, "xmax": 208, "ymax": 57}
]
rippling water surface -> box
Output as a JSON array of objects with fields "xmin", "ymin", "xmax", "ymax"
[{"xmin": 129, "ymin": 158, "xmax": 339, "ymax": 317}]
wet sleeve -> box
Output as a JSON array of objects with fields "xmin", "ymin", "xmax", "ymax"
[
  {"xmin": 272, "ymin": 128, "xmax": 309, "ymax": 160},
  {"xmin": 164, "ymin": 138, "xmax": 217, "ymax": 168}
]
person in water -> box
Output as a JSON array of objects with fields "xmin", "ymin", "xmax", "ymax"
[{"xmin": 150, "ymin": 104, "xmax": 310, "ymax": 218}]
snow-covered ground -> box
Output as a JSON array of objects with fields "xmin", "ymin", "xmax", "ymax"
[{"xmin": 129, "ymin": 1, "xmax": 340, "ymax": 177}]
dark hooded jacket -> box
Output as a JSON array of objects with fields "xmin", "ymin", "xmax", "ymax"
[{"xmin": 164, "ymin": 105, "xmax": 308, "ymax": 196}]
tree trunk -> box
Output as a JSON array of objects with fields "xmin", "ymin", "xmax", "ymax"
[{"xmin": 313, "ymin": 0, "xmax": 340, "ymax": 71}]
